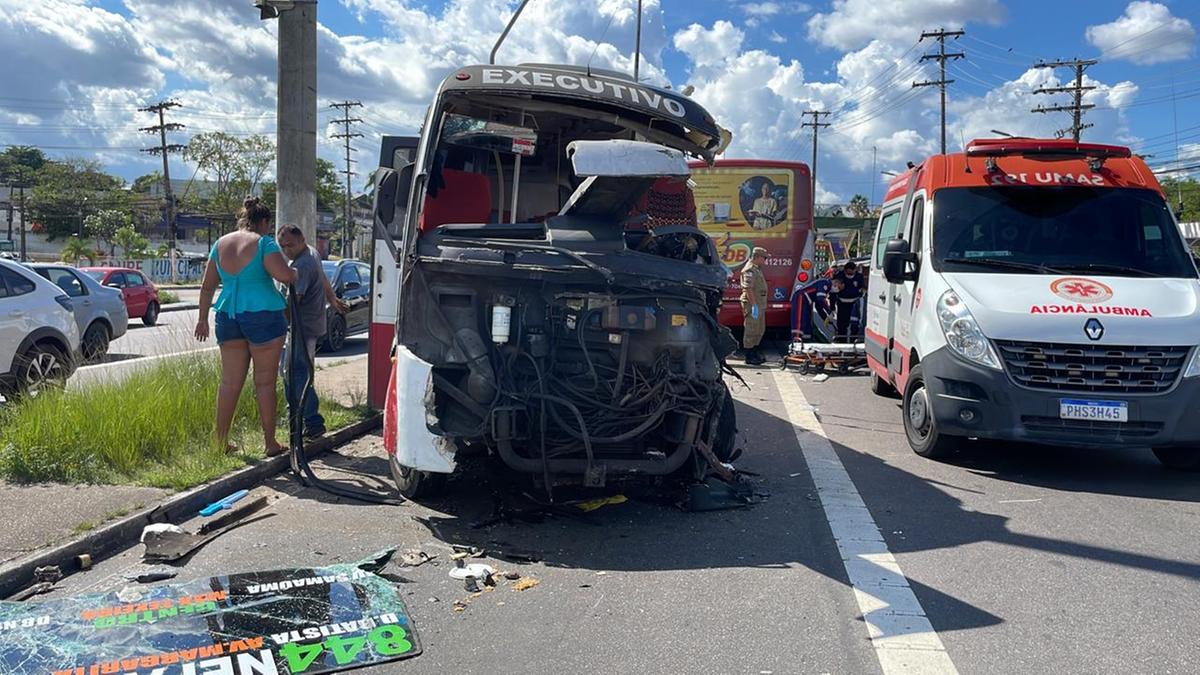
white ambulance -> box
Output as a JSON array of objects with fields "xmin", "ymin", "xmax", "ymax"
[{"xmin": 868, "ymin": 138, "xmax": 1200, "ymax": 469}]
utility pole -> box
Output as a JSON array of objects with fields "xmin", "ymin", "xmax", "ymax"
[
  {"xmin": 259, "ymin": 0, "xmax": 318, "ymax": 246},
  {"xmin": 329, "ymin": 101, "xmax": 364, "ymax": 258},
  {"xmin": 801, "ymin": 111, "xmax": 830, "ymax": 210},
  {"xmin": 139, "ymin": 100, "xmax": 186, "ymax": 282},
  {"xmin": 913, "ymin": 28, "xmax": 965, "ymax": 155},
  {"xmin": 870, "ymin": 145, "xmax": 878, "ymax": 207},
  {"xmin": 633, "ymin": 0, "xmax": 643, "ymax": 81},
  {"xmin": 1031, "ymin": 59, "xmax": 1098, "ymax": 142},
  {"xmin": 18, "ymin": 186, "xmax": 26, "ymax": 262}
]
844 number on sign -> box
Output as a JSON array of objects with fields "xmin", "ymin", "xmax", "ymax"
[{"xmin": 278, "ymin": 624, "xmax": 413, "ymax": 672}]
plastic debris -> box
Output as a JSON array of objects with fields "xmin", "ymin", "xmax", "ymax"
[
  {"xmin": 123, "ymin": 567, "xmax": 178, "ymax": 583},
  {"xmin": 503, "ymin": 571, "xmax": 521, "ymax": 581},
  {"xmin": 33, "ymin": 566, "xmax": 62, "ymax": 584},
  {"xmin": 449, "ymin": 563, "xmax": 496, "ymax": 581},
  {"xmin": 399, "ymin": 549, "xmax": 436, "ymax": 567},
  {"xmin": 199, "ymin": 489, "xmax": 249, "ymax": 517},
  {"xmin": 575, "ymin": 494, "xmax": 628, "ymax": 512},
  {"xmin": 140, "ymin": 523, "xmax": 184, "ymax": 543},
  {"xmin": 812, "ymin": 373, "xmax": 830, "ymax": 383},
  {"xmin": 511, "ymin": 577, "xmax": 540, "ymax": 592}
]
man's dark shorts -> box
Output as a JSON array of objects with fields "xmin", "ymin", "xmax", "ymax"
[{"xmin": 215, "ymin": 310, "xmax": 288, "ymax": 346}]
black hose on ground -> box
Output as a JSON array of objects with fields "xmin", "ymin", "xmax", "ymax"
[{"xmin": 286, "ymin": 286, "xmax": 404, "ymax": 505}]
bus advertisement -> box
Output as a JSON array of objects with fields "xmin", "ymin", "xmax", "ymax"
[{"xmin": 688, "ymin": 160, "xmax": 815, "ymax": 330}]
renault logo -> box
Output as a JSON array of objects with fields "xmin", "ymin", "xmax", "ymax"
[{"xmin": 1084, "ymin": 318, "xmax": 1104, "ymax": 341}]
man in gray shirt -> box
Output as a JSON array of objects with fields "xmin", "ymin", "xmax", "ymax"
[{"xmin": 277, "ymin": 225, "xmax": 346, "ymax": 438}]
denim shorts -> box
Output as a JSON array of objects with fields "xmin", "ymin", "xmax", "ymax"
[{"xmin": 215, "ymin": 310, "xmax": 288, "ymax": 346}]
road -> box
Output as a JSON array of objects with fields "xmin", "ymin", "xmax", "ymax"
[
  {"xmin": 37, "ymin": 364, "xmax": 1200, "ymax": 674},
  {"xmin": 72, "ymin": 304, "xmax": 368, "ymax": 389}
]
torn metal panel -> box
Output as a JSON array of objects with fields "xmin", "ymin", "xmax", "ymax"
[
  {"xmin": 0, "ymin": 550, "xmax": 420, "ymax": 674},
  {"xmin": 396, "ymin": 345, "xmax": 457, "ymax": 473}
]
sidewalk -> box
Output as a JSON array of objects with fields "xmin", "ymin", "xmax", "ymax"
[{"xmin": 0, "ymin": 355, "xmax": 370, "ymax": 567}]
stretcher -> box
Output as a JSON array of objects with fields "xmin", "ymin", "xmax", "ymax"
[
  {"xmin": 780, "ymin": 339, "xmax": 868, "ymax": 375},
  {"xmin": 783, "ymin": 287, "xmax": 868, "ymax": 375}
]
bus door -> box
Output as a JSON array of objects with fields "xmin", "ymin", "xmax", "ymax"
[{"xmin": 368, "ymin": 135, "xmax": 419, "ymax": 408}]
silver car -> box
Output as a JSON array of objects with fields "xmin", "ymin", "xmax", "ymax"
[{"xmin": 27, "ymin": 263, "xmax": 129, "ymax": 362}]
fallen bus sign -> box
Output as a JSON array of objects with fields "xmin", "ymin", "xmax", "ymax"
[{"xmin": 0, "ymin": 551, "xmax": 420, "ymax": 675}]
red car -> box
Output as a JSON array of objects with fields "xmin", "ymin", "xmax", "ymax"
[{"xmin": 80, "ymin": 267, "xmax": 161, "ymax": 326}]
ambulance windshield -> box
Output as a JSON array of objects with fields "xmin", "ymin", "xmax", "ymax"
[{"xmin": 932, "ymin": 187, "xmax": 1197, "ymax": 278}]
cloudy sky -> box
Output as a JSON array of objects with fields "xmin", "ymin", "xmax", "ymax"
[{"xmin": 0, "ymin": 0, "xmax": 1197, "ymax": 203}]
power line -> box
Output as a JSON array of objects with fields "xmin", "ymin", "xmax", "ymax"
[
  {"xmin": 1032, "ymin": 59, "xmax": 1098, "ymax": 141},
  {"xmin": 138, "ymin": 100, "xmax": 185, "ymax": 274},
  {"xmin": 913, "ymin": 28, "xmax": 965, "ymax": 155},
  {"xmin": 329, "ymin": 100, "xmax": 363, "ymax": 258}
]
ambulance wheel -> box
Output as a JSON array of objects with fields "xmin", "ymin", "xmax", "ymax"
[
  {"xmin": 870, "ymin": 372, "xmax": 899, "ymax": 398},
  {"xmin": 1151, "ymin": 447, "xmax": 1200, "ymax": 471},
  {"xmin": 902, "ymin": 364, "xmax": 960, "ymax": 459},
  {"xmin": 389, "ymin": 455, "xmax": 448, "ymax": 500}
]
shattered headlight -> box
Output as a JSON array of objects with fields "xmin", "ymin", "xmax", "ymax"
[{"xmin": 937, "ymin": 290, "xmax": 1001, "ymax": 370}]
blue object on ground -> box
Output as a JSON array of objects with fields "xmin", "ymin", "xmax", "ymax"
[{"xmin": 199, "ymin": 489, "xmax": 249, "ymax": 517}]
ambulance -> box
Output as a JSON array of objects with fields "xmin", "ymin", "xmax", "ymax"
[{"xmin": 868, "ymin": 138, "xmax": 1200, "ymax": 469}]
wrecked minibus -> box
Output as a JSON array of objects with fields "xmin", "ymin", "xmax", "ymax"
[
  {"xmin": 870, "ymin": 138, "xmax": 1200, "ymax": 469},
  {"xmin": 370, "ymin": 64, "xmax": 738, "ymax": 498}
]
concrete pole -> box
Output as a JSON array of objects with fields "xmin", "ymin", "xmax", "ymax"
[{"xmin": 276, "ymin": 0, "xmax": 318, "ymax": 245}]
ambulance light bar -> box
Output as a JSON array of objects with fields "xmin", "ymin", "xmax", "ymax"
[{"xmin": 966, "ymin": 138, "xmax": 1131, "ymax": 160}]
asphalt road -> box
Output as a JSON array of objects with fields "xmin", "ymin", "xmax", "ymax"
[
  {"xmin": 73, "ymin": 307, "xmax": 368, "ymax": 388},
  {"xmin": 34, "ymin": 364, "xmax": 1200, "ymax": 673}
]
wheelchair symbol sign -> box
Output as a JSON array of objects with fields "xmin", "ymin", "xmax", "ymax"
[{"xmin": 772, "ymin": 287, "xmax": 786, "ymax": 301}]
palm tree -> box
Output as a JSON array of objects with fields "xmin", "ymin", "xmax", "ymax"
[{"xmin": 60, "ymin": 236, "xmax": 95, "ymax": 264}]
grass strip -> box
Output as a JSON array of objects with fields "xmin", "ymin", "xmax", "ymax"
[{"xmin": 0, "ymin": 354, "xmax": 371, "ymax": 489}]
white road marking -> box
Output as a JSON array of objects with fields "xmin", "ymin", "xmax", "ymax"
[
  {"xmin": 76, "ymin": 346, "xmax": 219, "ymax": 372},
  {"xmin": 772, "ymin": 370, "xmax": 958, "ymax": 675}
]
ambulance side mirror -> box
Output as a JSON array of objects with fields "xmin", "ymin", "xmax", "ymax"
[{"xmin": 882, "ymin": 239, "xmax": 917, "ymax": 283}]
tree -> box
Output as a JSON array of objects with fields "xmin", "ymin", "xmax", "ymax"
[
  {"xmin": 0, "ymin": 146, "xmax": 47, "ymax": 183},
  {"xmin": 316, "ymin": 158, "xmax": 344, "ymax": 215},
  {"xmin": 240, "ymin": 134, "xmax": 275, "ymax": 196},
  {"xmin": 130, "ymin": 172, "xmax": 163, "ymax": 194},
  {"xmin": 183, "ymin": 132, "xmax": 245, "ymax": 218},
  {"xmin": 114, "ymin": 225, "xmax": 151, "ymax": 258},
  {"xmin": 28, "ymin": 159, "xmax": 127, "ymax": 240},
  {"xmin": 60, "ymin": 236, "xmax": 96, "ymax": 264},
  {"xmin": 848, "ymin": 194, "xmax": 871, "ymax": 219},
  {"xmin": 1159, "ymin": 177, "xmax": 1200, "ymax": 220},
  {"xmin": 84, "ymin": 209, "xmax": 131, "ymax": 256}
]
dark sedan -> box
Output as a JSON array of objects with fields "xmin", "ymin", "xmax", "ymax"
[{"xmin": 321, "ymin": 259, "xmax": 371, "ymax": 351}]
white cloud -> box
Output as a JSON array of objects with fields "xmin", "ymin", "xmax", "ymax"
[
  {"xmin": 807, "ymin": 0, "xmax": 1004, "ymax": 51},
  {"xmin": 743, "ymin": 2, "xmax": 811, "ymax": 17},
  {"xmin": 769, "ymin": 31, "xmax": 787, "ymax": 44},
  {"xmin": 673, "ymin": 20, "xmax": 745, "ymax": 69},
  {"xmin": 1086, "ymin": 1, "xmax": 1196, "ymax": 65}
]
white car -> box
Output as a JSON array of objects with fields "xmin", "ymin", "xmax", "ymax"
[{"xmin": 0, "ymin": 259, "xmax": 81, "ymax": 398}]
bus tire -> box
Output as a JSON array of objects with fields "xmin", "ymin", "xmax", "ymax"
[
  {"xmin": 389, "ymin": 454, "xmax": 448, "ymax": 500},
  {"xmin": 902, "ymin": 364, "xmax": 960, "ymax": 459}
]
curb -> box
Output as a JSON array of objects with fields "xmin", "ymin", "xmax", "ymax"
[
  {"xmin": 0, "ymin": 414, "xmax": 382, "ymax": 599},
  {"xmin": 160, "ymin": 303, "xmax": 198, "ymax": 313}
]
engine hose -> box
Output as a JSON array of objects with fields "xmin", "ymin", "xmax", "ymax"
[{"xmin": 286, "ymin": 286, "xmax": 403, "ymax": 505}]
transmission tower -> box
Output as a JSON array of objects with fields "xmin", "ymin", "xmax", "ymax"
[
  {"xmin": 329, "ymin": 101, "xmax": 363, "ymax": 257},
  {"xmin": 139, "ymin": 100, "xmax": 186, "ymax": 279},
  {"xmin": 1032, "ymin": 59, "xmax": 1098, "ymax": 142},
  {"xmin": 912, "ymin": 28, "xmax": 965, "ymax": 155},
  {"xmin": 801, "ymin": 111, "xmax": 831, "ymax": 209}
]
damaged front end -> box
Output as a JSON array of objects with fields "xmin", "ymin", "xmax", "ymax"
[{"xmin": 384, "ymin": 69, "xmax": 738, "ymax": 497}]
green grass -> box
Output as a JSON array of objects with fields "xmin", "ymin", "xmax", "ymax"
[
  {"xmin": 0, "ymin": 355, "xmax": 372, "ymax": 489},
  {"xmin": 157, "ymin": 290, "xmax": 181, "ymax": 305}
]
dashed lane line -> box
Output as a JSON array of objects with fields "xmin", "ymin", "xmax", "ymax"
[{"xmin": 772, "ymin": 370, "xmax": 958, "ymax": 675}]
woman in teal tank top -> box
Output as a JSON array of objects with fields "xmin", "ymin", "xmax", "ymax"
[{"xmin": 194, "ymin": 197, "xmax": 297, "ymax": 456}]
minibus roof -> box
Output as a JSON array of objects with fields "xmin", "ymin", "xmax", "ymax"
[{"xmin": 882, "ymin": 138, "xmax": 1163, "ymax": 204}]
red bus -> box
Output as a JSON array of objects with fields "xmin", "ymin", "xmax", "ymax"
[{"xmin": 688, "ymin": 160, "xmax": 816, "ymax": 329}]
